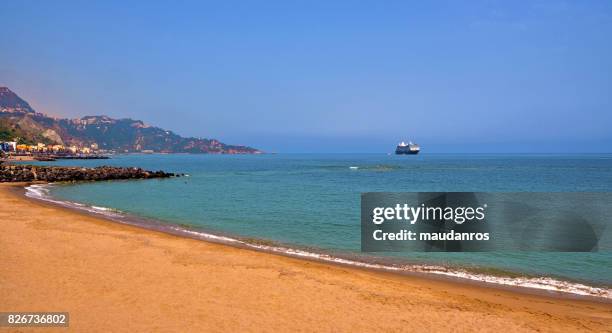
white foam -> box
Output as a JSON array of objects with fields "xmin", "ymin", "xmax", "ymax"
[
  {"xmin": 92, "ymin": 206, "xmax": 112, "ymax": 211},
  {"xmin": 25, "ymin": 184, "xmax": 123, "ymax": 218}
]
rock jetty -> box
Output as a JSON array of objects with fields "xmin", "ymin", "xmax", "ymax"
[{"xmin": 0, "ymin": 162, "xmax": 177, "ymax": 182}]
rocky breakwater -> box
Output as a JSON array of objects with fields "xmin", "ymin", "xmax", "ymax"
[{"xmin": 0, "ymin": 162, "xmax": 177, "ymax": 182}]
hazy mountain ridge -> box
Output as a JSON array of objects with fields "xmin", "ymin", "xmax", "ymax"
[
  {"xmin": 0, "ymin": 87, "xmax": 260, "ymax": 153},
  {"xmin": 0, "ymin": 87, "xmax": 36, "ymax": 114}
]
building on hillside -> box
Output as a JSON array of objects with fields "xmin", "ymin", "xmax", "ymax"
[
  {"xmin": 51, "ymin": 145, "xmax": 65, "ymax": 152},
  {"xmin": 36, "ymin": 143, "xmax": 48, "ymax": 153},
  {"xmin": 0, "ymin": 141, "xmax": 17, "ymax": 152}
]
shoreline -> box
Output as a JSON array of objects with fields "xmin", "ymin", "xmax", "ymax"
[
  {"xmin": 22, "ymin": 182, "xmax": 612, "ymax": 302},
  {"xmin": 2, "ymin": 183, "xmax": 612, "ymax": 331}
]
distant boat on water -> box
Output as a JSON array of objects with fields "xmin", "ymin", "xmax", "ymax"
[{"xmin": 395, "ymin": 141, "xmax": 420, "ymax": 155}]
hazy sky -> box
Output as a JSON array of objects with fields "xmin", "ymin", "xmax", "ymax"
[{"xmin": 1, "ymin": 0, "xmax": 611, "ymax": 152}]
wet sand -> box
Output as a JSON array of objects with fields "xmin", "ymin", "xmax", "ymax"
[{"xmin": 1, "ymin": 183, "xmax": 611, "ymax": 332}]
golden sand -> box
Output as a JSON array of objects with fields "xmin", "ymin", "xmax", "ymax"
[{"xmin": 1, "ymin": 184, "xmax": 611, "ymax": 332}]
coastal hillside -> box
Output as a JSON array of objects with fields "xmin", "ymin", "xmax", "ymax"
[
  {"xmin": 0, "ymin": 87, "xmax": 260, "ymax": 153},
  {"xmin": 0, "ymin": 87, "xmax": 36, "ymax": 114}
]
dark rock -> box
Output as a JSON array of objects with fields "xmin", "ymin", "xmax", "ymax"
[{"xmin": 0, "ymin": 164, "xmax": 177, "ymax": 183}]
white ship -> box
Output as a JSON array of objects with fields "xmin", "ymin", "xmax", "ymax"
[{"xmin": 395, "ymin": 141, "xmax": 420, "ymax": 155}]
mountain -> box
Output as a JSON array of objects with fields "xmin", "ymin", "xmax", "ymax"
[
  {"xmin": 0, "ymin": 87, "xmax": 260, "ymax": 154},
  {"xmin": 0, "ymin": 87, "xmax": 36, "ymax": 114}
]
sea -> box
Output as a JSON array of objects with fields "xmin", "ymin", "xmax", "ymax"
[{"xmin": 24, "ymin": 153, "xmax": 612, "ymax": 299}]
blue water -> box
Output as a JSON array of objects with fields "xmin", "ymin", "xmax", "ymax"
[{"xmin": 38, "ymin": 153, "xmax": 612, "ymax": 287}]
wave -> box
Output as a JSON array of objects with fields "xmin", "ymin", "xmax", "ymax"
[
  {"xmin": 319, "ymin": 165, "xmax": 402, "ymax": 171},
  {"xmin": 24, "ymin": 183, "xmax": 612, "ymax": 300},
  {"xmin": 25, "ymin": 184, "xmax": 124, "ymax": 218},
  {"xmin": 349, "ymin": 164, "xmax": 402, "ymax": 171}
]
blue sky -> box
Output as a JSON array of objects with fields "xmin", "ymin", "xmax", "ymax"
[{"xmin": 1, "ymin": 0, "xmax": 611, "ymax": 152}]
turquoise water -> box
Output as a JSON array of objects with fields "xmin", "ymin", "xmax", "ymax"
[{"xmin": 37, "ymin": 153, "xmax": 612, "ymax": 287}]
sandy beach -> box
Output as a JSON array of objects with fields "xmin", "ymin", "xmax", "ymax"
[{"xmin": 1, "ymin": 183, "xmax": 611, "ymax": 332}]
